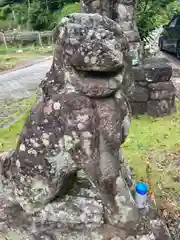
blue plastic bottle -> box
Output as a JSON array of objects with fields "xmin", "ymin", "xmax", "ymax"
[{"xmin": 135, "ymin": 182, "xmax": 148, "ymax": 209}]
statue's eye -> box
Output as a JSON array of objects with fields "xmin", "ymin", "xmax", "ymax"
[{"xmin": 74, "ymin": 28, "xmax": 85, "ymax": 37}]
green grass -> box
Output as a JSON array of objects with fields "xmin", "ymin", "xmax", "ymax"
[
  {"xmin": 0, "ymin": 45, "xmax": 53, "ymax": 71},
  {"xmin": 0, "ymin": 94, "xmax": 37, "ymax": 128},
  {"xmin": 0, "ymin": 95, "xmax": 37, "ymax": 152},
  {"xmin": 0, "ymin": 45, "xmax": 53, "ymax": 54},
  {"xmin": 123, "ymin": 100, "xmax": 180, "ymax": 211},
  {"xmin": 0, "ymin": 111, "xmax": 28, "ymax": 151}
]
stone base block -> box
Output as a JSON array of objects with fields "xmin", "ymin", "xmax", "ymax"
[
  {"xmin": 129, "ymin": 85, "xmax": 148, "ymax": 102},
  {"xmin": 0, "ymin": 194, "xmax": 172, "ymax": 240},
  {"xmin": 149, "ymin": 81, "xmax": 176, "ymax": 100},
  {"xmin": 130, "ymin": 102, "xmax": 147, "ymax": 115},
  {"xmin": 147, "ymin": 99, "xmax": 176, "ymax": 117},
  {"xmin": 132, "ymin": 66, "xmax": 146, "ymax": 82},
  {"xmin": 148, "ymin": 81, "xmax": 175, "ymax": 92},
  {"xmin": 144, "ymin": 58, "xmax": 172, "ymax": 82},
  {"xmin": 150, "ymin": 91, "xmax": 175, "ymax": 101},
  {"xmin": 0, "ymin": 163, "xmax": 172, "ymax": 240}
]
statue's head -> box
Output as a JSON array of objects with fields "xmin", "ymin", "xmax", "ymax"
[{"xmin": 43, "ymin": 13, "xmax": 133, "ymax": 98}]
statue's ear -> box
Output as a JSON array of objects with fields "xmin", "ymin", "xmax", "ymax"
[
  {"xmin": 53, "ymin": 16, "xmax": 70, "ymax": 44},
  {"xmin": 52, "ymin": 25, "xmax": 60, "ymax": 44}
]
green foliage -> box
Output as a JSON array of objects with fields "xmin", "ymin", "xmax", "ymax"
[
  {"xmin": 0, "ymin": 95, "xmax": 36, "ymax": 152},
  {"xmin": 28, "ymin": 2, "xmax": 80, "ymax": 30},
  {"xmin": 154, "ymin": 1, "xmax": 180, "ymax": 26},
  {"xmin": 0, "ymin": 19, "xmax": 10, "ymax": 29},
  {"xmin": 0, "ymin": 0, "xmax": 23, "ymax": 7},
  {"xmin": 28, "ymin": 1, "xmax": 52, "ymax": 30},
  {"xmin": 0, "ymin": 0, "xmax": 7, "ymax": 7},
  {"xmin": 2, "ymin": 4, "xmax": 11, "ymax": 15},
  {"xmin": 0, "ymin": 0, "xmax": 79, "ymax": 31},
  {"xmin": 12, "ymin": 3, "xmax": 28, "ymax": 27},
  {"xmin": 136, "ymin": 0, "xmax": 179, "ymax": 39},
  {"xmin": 124, "ymin": 99, "xmax": 180, "ymax": 207},
  {"xmin": 0, "ymin": 0, "xmax": 180, "ymax": 37}
]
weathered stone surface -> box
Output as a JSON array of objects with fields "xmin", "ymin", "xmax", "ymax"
[
  {"xmin": 150, "ymin": 219, "xmax": 172, "ymax": 240},
  {"xmin": 130, "ymin": 102, "xmax": 147, "ymax": 115},
  {"xmin": 130, "ymin": 57, "xmax": 176, "ymax": 117},
  {"xmin": 0, "ymin": 184, "xmax": 103, "ymax": 234},
  {"xmin": 113, "ymin": 0, "xmax": 140, "ymax": 46},
  {"xmin": 80, "ymin": 0, "xmax": 142, "ymax": 65},
  {"xmin": 81, "ymin": 0, "xmax": 111, "ymax": 18},
  {"xmin": 125, "ymin": 30, "xmax": 140, "ymax": 43},
  {"xmin": 46, "ymin": 13, "xmax": 131, "ymax": 98},
  {"xmin": 147, "ymin": 99, "xmax": 176, "ymax": 117},
  {"xmin": 0, "ymin": 13, "xmax": 140, "ymax": 238},
  {"xmin": 0, "ymin": 10, "xmax": 173, "ymax": 240},
  {"xmin": 149, "ymin": 81, "xmax": 176, "ymax": 100},
  {"xmin": 148, "ymin": 81, "xmax": 175, "ymax": 91},
  {"xmin": 150, "ymin": 91, "xmax": 175, "ymax": 100},
  {"xmin": 168, "ymin": 216, "xmax": 180, "ymax": 240},
  {"xmin": 137, "ymin": 81, "xmax": 148, "ymax": 87},
  {"xmin": 144, "ymin": 61, "xmax": 172, "ymax": 83},
  {"xmin": 144, "ymin": 57, "xmax": 169, "ymax": 65},
  {"xmin": 119, "ymin": 148, "xmax": 133, "ymax": 189},
  {"xmin": 129, "ymin": 86, "xmax": 148, "ymax": 102},
  {"xmin": 132, "ymin": 66, "xmax": 146, "ymax": 82}
]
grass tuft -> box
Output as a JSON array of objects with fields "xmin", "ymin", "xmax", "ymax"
[
  {"xmin": 0, "ymin": 95, "xmax": 37, "ymax": 152},
  {"xmin": 0, "ymin": 45, "xmax": 53, "ymax": 72}
]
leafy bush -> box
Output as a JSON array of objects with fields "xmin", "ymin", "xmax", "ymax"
[
  {"xmin": 1, "ymin": 0, "xmax": 180, "ymax": 36},
  {"xmin": 28, "ymin": 1, "xmax": 54, "ymax": 30},
  {"xmin": 154, "ymin": 1, "xmax": 180, "ymax": 26},
  {"xmin": 136, "ymin": 0, "xmax": 179, "ymax": 39},
  {"xmin": 0, "ymin": 19, "xmax": 10, "ymax": 30},
  {"xmin": 0, "ymin": 1, "xmax": 79, "ymax": 31}
]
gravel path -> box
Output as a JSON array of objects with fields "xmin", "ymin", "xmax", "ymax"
[
  {"xmin": 0, "ymin": 58, "xmax": 52, "ymax": 101},
  {"xmin": 0, "ymin": 58, "xmax": 52, "ymax": 128}
]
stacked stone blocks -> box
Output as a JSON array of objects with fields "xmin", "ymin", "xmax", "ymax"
[{"xmin": 130, "ymin": 58, "xmax": 176, "ymax": 117}]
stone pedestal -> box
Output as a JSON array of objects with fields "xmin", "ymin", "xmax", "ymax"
[
  {"xmin": 0, "ymin": 171, "xmax": 172, "ymax": 240},
  {"xmin": 130, "ymin": 58, "xmax": 176, "ymax": 117}
]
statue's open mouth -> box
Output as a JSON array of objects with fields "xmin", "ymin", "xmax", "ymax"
[
  {"xmin": 72, "ymin": 68, "xmax": 123, "ymax": 97},
  {"xmin": 76, "ymin": 69, "xmax": 119, "ymax": 80}
]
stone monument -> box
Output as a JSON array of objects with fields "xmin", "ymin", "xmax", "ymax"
[{"xmin": 0, "ymin": 6, "xmax": 172, "ymax": 240}]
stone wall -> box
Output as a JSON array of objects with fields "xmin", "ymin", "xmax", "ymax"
[{"xmin": 130, "ymin": 57, "xmax": 176, "ymax": 117}]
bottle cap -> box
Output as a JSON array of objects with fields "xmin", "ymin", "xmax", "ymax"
[{"xmin": 136, "ymin": 182, "xmax": 148, "ymax": 195}]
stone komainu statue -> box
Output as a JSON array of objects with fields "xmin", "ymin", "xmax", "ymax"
[
  {"xmin": 0, "ymin": 12, "xmax": 137, "ymax": 232},
  {"xmin": 0, "ymin": 11, "xmax": 172, "ymax": 240}
]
